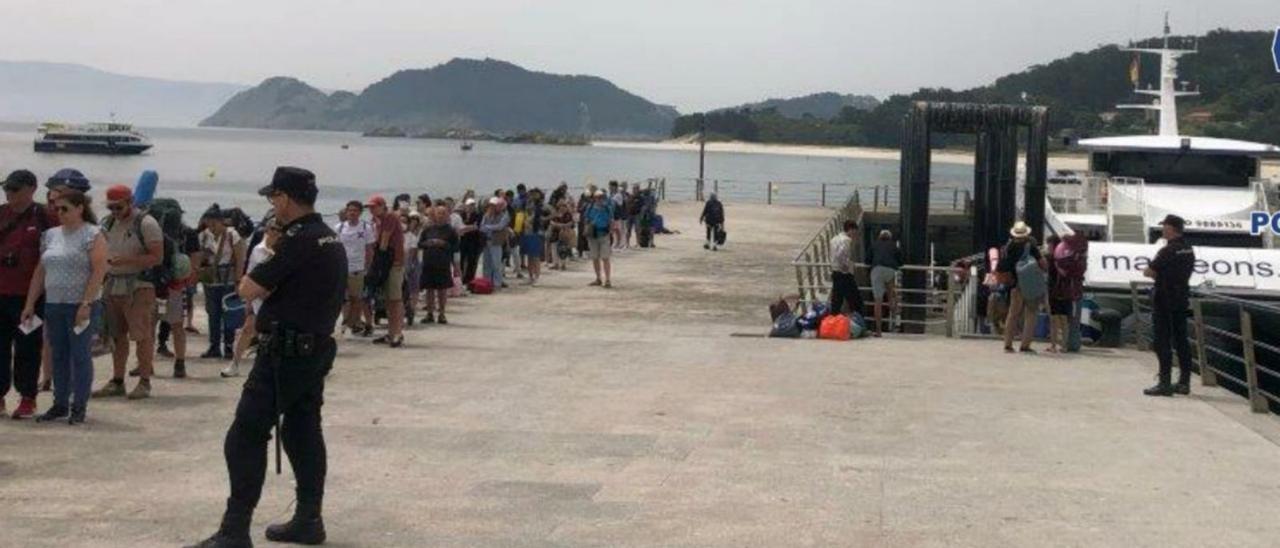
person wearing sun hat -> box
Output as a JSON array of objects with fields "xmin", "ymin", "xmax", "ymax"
[
  {"xmin": 93, "ymin": 184, "xmax": 164, "ymax": 400},
  {"xmin": 996, "ymin": 220, "xmax": 1046, "ymax": 354}
]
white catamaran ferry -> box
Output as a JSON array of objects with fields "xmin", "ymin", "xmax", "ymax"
[
  {"xmin": 1043, "ymin": 20, "xmax": 1280, "ymax": 294},
  {"xmin": 34, "ymin": 122, "xmax": 153, "ymax": 155}
]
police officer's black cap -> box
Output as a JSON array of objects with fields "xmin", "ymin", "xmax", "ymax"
[
  {"xmin": 1159, "ymin": 214, "xmax": 1186, "ymax": 231},
  {"xmin": 258, "ymin": 167, "xmax": 317, "ymax": 200},
  {"xmin": 2, "ymin": 169, "xmax": 37, "ymax": 191}
]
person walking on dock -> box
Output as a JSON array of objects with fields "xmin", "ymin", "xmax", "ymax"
[
  {"xmin": 94, "ymin": 185, "xmax": 163, "ymax": 400},
  {"xmin": 828, "ymin": 220, "xmax": 865, "ymax": 317},
  {"xmin": 700, "ymin": 193, "xmax": 725, "ymax": 251},
  {"xmin": 998, "ymin": 221, "xmax": 1046, "ymax": 354},
  {"xmin": 1143, "ymin": 214, "xmax": 1196, "ymax": 397}
]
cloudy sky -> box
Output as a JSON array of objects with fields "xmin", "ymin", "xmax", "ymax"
[{"xmin": 4, "ymin": 0, "xmax": 1278, "ymax": 112}]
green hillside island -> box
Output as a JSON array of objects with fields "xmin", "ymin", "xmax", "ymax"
[
  {"xmin": 201, "ymin": 58, "xmax": 679, "ymax": 139},
  {"xmin": 672, "ymin": 30, "xmax": 1280, "ymax": 148}
]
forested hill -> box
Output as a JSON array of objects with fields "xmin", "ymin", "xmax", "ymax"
[
  {"xmin": 672, "ymin": 30, "xmax": 1280, "ymax": 148},
  {"xmin": 202, "ymin": 58, "xmax": 679, "ymax": 138}
]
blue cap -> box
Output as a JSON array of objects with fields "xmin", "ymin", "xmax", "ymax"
[{"xmin": 46, "ymin": 168, "xmax": 91, "ymax": 192}]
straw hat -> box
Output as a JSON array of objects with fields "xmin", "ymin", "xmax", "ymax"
[{"xmin": 1009, "ymin": 221, "xmax": 1031, "ymax": 239}]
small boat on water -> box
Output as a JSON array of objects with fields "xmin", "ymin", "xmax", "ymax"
[
  {"xmin": 461, "ymin": 141, "xmax": 473, "ymax": 151},
  {"xmin": 34, "ymin": 122, "xmax": 152, "ymax": 155}
]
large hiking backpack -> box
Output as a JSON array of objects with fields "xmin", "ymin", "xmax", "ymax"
[
  {"xmin": 1015, "ymin": 244, "xmax": 1047, "ymax": 301},
  {"xmin": 104, "ymin": 212, "xmax": 180, "ymax": 291},
  {"xmin": 1053, "ymin": 236, "xmax": 1088, "ymax": 279}
]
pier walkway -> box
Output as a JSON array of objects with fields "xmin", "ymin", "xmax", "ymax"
[{"xmin": 2, "ymin": 202, "xmax": 1279, "ymax": 547}]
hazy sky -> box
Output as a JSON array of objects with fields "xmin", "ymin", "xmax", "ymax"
[{"xmin": 5, "ymin": 0, "xmax": 1278, "ymax": 112}]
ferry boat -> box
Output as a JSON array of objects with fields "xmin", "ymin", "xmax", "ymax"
[
  {"xmin": 33, "ymin": 122, "xmax": 153, "ymax": 155},
  {"xmin": 1042, "ymin": 19, "xmax": 1280, "ymax": 293}
]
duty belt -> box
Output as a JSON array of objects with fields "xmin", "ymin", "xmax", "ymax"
[{"xmin": 258, "ymin": 331, "xmax": 330, "ymax": 358}]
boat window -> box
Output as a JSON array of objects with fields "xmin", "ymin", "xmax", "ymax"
[{"xmin": 1091, "ymin": 151, "xmax": 1258, "ymax": 187}]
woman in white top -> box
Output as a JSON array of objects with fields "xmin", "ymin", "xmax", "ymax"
[
  {"xmin": 23, "ymin": 191, "xmax": 107, "ymax": 424},
  {"xmin": 224, "ymin": 221, "xmax": 280, "ymax": 378},
  {"xmin": 197, "ymin": 207, "xmax": 245, "ymax": 359}
]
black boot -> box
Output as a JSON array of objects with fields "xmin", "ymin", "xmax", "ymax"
[
  {"xmin": 1172, "ymin": 381, "xmax": 1191, "ymax": 395},
  {"xmin": 1143, "ymin": 382, "xmax": 1174, "ymax": 397},
  {"xmin": 36, "ymin": 404, "xmax": 69, "ymax": 423},
  {"xmin": 186, "ymin": 504, "xmax": 254, "ymax": 548},
  {"xmin": 265, "ymin": 502, "xmax": 326, "ymax": 545},
  {"xmin": 68, "ymin": 404, "xmax": 86, "ymax": 425},
  {"xmin": 174, "ymin": 359, "xmax": 187, "ymax": 379}
]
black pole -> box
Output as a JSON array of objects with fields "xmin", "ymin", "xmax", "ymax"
[{"xmin": 698, "ymin": 115, "xmax": 707, "ymax": 201}]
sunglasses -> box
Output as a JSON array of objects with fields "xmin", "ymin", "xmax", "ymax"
[{"xmin": 107, "ymin": 204, "xmax": 126, "ymax": 212}]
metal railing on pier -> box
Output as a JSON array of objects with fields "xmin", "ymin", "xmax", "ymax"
[
  {"xmin": 1130, "ymin": 281, "xmax": 1280, "ymax": 414},
  {"xmin": 789, "ymin": 189, "xmax": 962, "ymax": 335}
]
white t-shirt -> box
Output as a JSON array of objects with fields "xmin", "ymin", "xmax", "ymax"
[
  {"xmin": 199, "ymin": 229, "xmax": 241, "ymax": 267},
  {"xmin": 450, "ymin": 212, "xmax": 464, "ymax": 231},
  {"xmin": 246, "ymin": 241, "xmax": 274, "ymax": 314},
  {"xmin": 334, "ymin": 219, "xmax": 374, "ymax": 273}
]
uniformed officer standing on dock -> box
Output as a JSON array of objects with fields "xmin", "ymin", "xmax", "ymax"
[
  {"xmin": 1143, "ymin": 214, "xmax": 1196, "ymax": 397},
  {"xmin": 188, "ymin": 167, "xmax": 347, "ymax": 548}
]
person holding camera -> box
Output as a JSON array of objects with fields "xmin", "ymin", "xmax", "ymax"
[
  {"xmin": 92, "ymin": 185, "xmax": 163, "ymax": 401},
  {"xmin": 187, "ymin": 167, "xmax": 346, "ymax": 548},
  {"xmin": 0, "ymin": 170, "xmax": 53, "ymax": 418}
]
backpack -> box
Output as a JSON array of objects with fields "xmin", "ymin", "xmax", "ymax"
[
  {"xmin": 104, "ymin": 212, "xmax": 179, "ymax": 290},
  {"xmin": 1053, "ymin": 237, "xmax": 1087, "ymax": 279},
  {"xmin": 513, "ymin": 210, "xmax": 527, "ymax": 235},
  {"xmin": 1015, "ymin": 243, "xmax": 1047, "ymax": 301},
  {"xmin": 769, "ymin": 311, "xmax": 801, "ymax": 338}
]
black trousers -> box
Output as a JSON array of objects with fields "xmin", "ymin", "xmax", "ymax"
[
  {"xmin": 829, "ymin": 271, "xmax": 865, "ymax": 316},
  {"xmin": 223, "ymin": 338, "xmax": 334, "ymax": 516},
  {"xmin": 0, "ymin": 295, "xmax": 42, "ymax": 400},
  {"xmin": 1152, "ymin": 306, "xmax": 1192, "ymax": 385},
  {"xmin": 460, "ymin": 246, "xmax": 482, "ymax": 285},
  {"xmin": 705, "ymin": 223, "xmax": 722, "ymax": 243}
]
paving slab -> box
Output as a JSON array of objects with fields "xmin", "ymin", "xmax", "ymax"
[{"xmin": 1, "ymin": 201, "xmax": 1278, "ymax": 547}]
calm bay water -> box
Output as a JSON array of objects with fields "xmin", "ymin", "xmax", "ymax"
[{"xmin": 0, "ymin": 122, "xmax": 970, "ymax": 219}]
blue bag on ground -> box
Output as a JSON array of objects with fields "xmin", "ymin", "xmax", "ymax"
[
  {"xmin": 798, "ymin": 302, "xmax": 828, "ymax": 331},
  {"xmin": 769, "ymin": 311, "xmax": 801, "ymax": 338},
  {"xmin": 850, "ymin": 312, "xmax": 868, "ymax": 339}
]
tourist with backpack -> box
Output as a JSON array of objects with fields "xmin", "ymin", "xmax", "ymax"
[
  {"xmin": 147, "ymin": 199, "xmax": 199, "ymax": 378},
  {"xmin": 0, "ymin": 170, "xmax": 54, "ymax": 418},
  {"xmin": 197, "ymin": 206, "xmax": 246, "ymax": 360},
  {"xmin": 585, "ymin": 190, "xmax": 615, "ymax": 288},
  {"xmin": 997, "ymin": 221, "xmax": 1047, "ymax": 354},
  {"xmin": 93, "ymin": 185, "xmax": 163, "ymax": 400},
  {"xmin": 700, "ymin": 193, "xmax": 725, "ymax": 251}
]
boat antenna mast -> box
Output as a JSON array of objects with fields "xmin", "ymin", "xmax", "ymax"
[{"xmin": 1117, "ymin": 12, "xmax": 1199, "ymax": 137}]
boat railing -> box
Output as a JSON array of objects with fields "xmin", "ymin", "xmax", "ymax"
[{"xmin": 1129, "ymin": 280, "xmax": 1280, "ymax": 415}]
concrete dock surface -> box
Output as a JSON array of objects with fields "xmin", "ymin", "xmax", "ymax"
[{"xmin": 2, "ymin": 201, "xmax": 1279, "ymax": 547}]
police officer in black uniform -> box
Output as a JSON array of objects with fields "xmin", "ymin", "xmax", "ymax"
[
  {"xmin": 188, "ymin": 167, "xmax": 347, "ymax": 548},
  {"xmin": 1143, "ymin": 214, "xmax": 1196, "ymax": 397}
]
